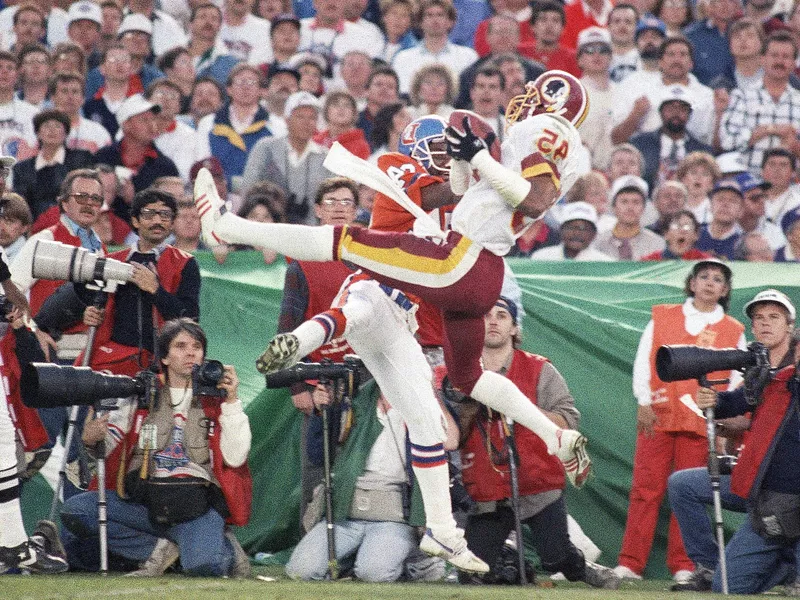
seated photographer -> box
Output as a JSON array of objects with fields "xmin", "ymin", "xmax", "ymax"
[
  {"xmin": 59, "ymin": 318, "xmax": 252, "ymax": 577},
  {"xmin": 456, "ymin": 298, "xmax": 620, "ymax": 589},
  {"xmin": 695, "ymin": 329, "xmax": 800, "ymax": 595},
  {"xmin": 669, "ymin": 289, "xmax": 797, "ymax": 592}
]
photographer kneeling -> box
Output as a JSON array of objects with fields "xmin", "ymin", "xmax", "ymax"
[
  {"xmin": 60, "ymin": 318, "xmax": 252, "ymax": 577},
  {"xmin": 696, "ymin": 337, "xmax": 800, "ymax": 594}
]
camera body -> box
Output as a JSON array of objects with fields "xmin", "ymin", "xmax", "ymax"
[
  {"xmin": 266, "ymin": 355, "xmax": 365, "ymax": 398},
  {"xmin": 192, "ymin": 360, "xmax": 226, "ymax": 399}
]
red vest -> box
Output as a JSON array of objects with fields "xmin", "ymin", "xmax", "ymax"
[
  {"xmin": 2, "ymin": 329, "xmax": 48, "ymax": 450},
  {"xmin": 461, "ymin": 351, "xmax": 565, "ymax": 501},
  {"xmin": 296, "ymin": 260, "xmax": 354, "ymax": 362},
  {"xmin": 730, "ymin": 366, "xmax": 795, "ymax": 500},
  {"xmin": 649, "ymin": 304, "xmax": 744, "ymax": 435}
]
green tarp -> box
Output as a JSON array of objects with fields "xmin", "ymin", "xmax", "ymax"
[{"xmin": 23, "ymin": 253, "xmax": 799, "ymax": 579}]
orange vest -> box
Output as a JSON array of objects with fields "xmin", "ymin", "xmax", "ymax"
[{"xmin": 648, "ymin": 304, "xmax": 745, "ymax": 435}]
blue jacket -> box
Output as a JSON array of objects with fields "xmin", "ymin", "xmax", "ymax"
[
  {"xmin": 84, "ymin": 64, "xmax": 165, "ymax": 100},
  {"xmin": 629, "ymin": 130, "xmax": 713, "ymax": 191},
  {"xmin": 197, "ymin": 55, "xmax": 241, "ymax": 87},
  {"xmin": 208, "ymin": 105, "xmax": 273, "ymax": 186}
]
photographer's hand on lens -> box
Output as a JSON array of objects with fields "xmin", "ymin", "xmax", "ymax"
[
  {"xmin": 81, "ymin": 408, "xmax": 109, "ymax": 446},
  {"xmin": 445, "ymin": 117, "xmax": 496, "ymax": 163},
  {"xmin": 130, "ymin": 263, "xmax": 159, "ymax": 294},
  {"xmin": 216, "ymin": 365, "xmax": 239, "ymax": 403},
  {"xmin": 33, "ymin": 329, "xmax": 57, "ymax": 362},
  {"xmin": 714, "ymin": 415, "xmax": 751, "ymax": 438},
  {"xmin": 695, "ymin": 386, "xmax": 718, "ymax": 410},
  {"xmin": 291, "ymin": 390, "xmax": 315, "ymax": 416},
  {"xmin": 83, "ymin": 305, "xmax": 105, "ymax": 327},
  {"xmin": 636, "ymin": 404, "xmax": 658, "ymax": 437},
  {"xmin": 312, "ymin": 383, "xmax": 332, "ymax": 410}
]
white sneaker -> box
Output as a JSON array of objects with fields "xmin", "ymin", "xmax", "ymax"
[
  {"xmin": 193, "ymin": 167, "xmax": 226, "ymax": 247},
  {"xmin": 613, "ymin": 564, "xmax": 643, "ymax": 580},
  {"xmin": 419, "ymin": 528, "xmax": 489, "ymax": 574},
  {"xmin": 673, "ymin": 569, "xmax": 693, "ymax": 584},
  {"xmin": 552, "ymin": 429, "xmax": 591, "ymax": 488},
  {"xmin": 256, "ymin": 333, "xmax": 301, "ymax": 375}
]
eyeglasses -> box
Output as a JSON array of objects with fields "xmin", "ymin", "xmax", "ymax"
[
  {"xmin": 138, "ymin": 208, "xmax": 175, "ymax": 220},
  {"xmin": 320, "ymin": 198, "xmax": 356, "ymax": 207},
  {"xmin": 581, "ymin": 46, "xmax": 611, "ymax": 55},
  {"xmin": 69, "ymin": 192, "xmax": 103, "ymax": 206},
  {"xmin": 669, "ymin": 222, "xmax": 695, "ymax": 231}
]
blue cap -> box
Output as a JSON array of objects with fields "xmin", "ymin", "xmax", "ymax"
[
  {"xmin": 635, "ymin": 14, "xmax": 667, "ymax": 39},
  {"xmin": 710, "ymin": 178, "xmax": 744, "ymax": 198},
  {"xmin": 495, "ymin": 296, "xmax": 518, "ymax": 324},
  {"xmin": 734, "ymin": 172, "xmax": 771, "ymax": 193},
  {"xmin": 781, "ymin": 206, "xmax": 800, "ymax": 235}
]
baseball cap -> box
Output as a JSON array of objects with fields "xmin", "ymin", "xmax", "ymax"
[
  {"xmin": 710, "ymin": 178, "xmax": 744, "ymax": 198},
  {"xmin": 691, "ymin": 257, "xmax": 732, "ymax": 280},
  {"xmin": 116, "ymin": 94, "xmax": 160, "ymax": 127},
  {"xmin": 67, "ymin": 0, "xmax": 102, "ymax": 26},
  {"xmin": 577, "ymin": 27, "xmax": 612, "ymax": 51},
  {"xmin": 658, "ymin": 85, "xmax": 693, "ymax": 110},
  {"xmin": 271, "ymin": 13, "xmax": 301, "ymax": 30},
  {"xmin": 283, "ymin": 90, "xmax": 321, "ymax": 118},
  {"xmin": 715, "ymin": 152, "xmax": 747, "ymax": 176},
  {"xmin": 267, "ymin": 65, "xmax": 301, "ymax": 85},
  {"xmin": 744, "ymin": 289, "xmax": 796, "ymax": 321},
  {"xmin": 635, "ymin": 14, "xmax": 666, "ymax": 39},
  {"xmin": 288, "ymin": 51, "xmax": 329, "ymax": 73},
  {"xmin": 495, "ymin": 296, "xmax": 518, "ymax": 323},
  {"xmin": 781, "ymin": 206, "xmax": 800, "ymax": 236},
  {"xmin": 560, "ymin": 201, "xmax": 598, "ymax": 227},
  {"xmin": 118, "ymin": 13, "xmax": 153, "ymax": 37},
  {"xmin": 610, "ymin": 175, "xmax": 649, "ymax": 200},
  {"xmin": 735, "ymin": 172, "xmax": 771, "ymax": 193},
  {"xmin": 190, "ymin": 157, "xmax": 225, "ymax": 181}
]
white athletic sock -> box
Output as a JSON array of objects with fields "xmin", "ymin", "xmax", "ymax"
[
  {"xmin": 470, "ymin": 370, "xmax": 561, "ymax": 453},
  {"xmin": 292, "ymin": 320, "xmax": 327, "ymax": 358},
  {"xmin": 214, "ymin": 214, "xmax": 335, "ymax": 261},
  {"xmin": 0, "ymin": 466, "xmax": 27, "ymax": 548},
  {"xmin": 411, "ymin": 459, "xmax": 458, "ymax": 538}
]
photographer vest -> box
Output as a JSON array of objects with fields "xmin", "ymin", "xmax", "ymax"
[
  {"xmin": 648, "ymin": 304, "xmax": 744, "ymax": 436},
  {"xmin": 461, "ymin": 351, "xmax": 565, "ymax": 502},
  {"xmin": 731, "ymin": 365, "xmax": 796, "ymax": 500}
]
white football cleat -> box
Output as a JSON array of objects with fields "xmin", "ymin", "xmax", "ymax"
[
  {"xmin": 256, "ymin": 333, "xmax": 301, "ymax": 375},
  {"xmin": 193, "ymin": 167, "xmax": 226, "ymax": 247},
  {"xmin": 552, "ymin": 429, "xmax": 592, "ymax": 488},
  {"xmin": 419, "ymin": 528, "xmax": 489, "ymax": 574}
]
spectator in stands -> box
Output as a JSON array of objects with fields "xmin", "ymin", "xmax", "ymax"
[
  {"xmin": 736, "ymin": 231, "xmax": 775, "ymax": 261},
  {"xmin": 392, "ymin": 0, "xmax": 477, "ymax": 95},
  {"xmin": 727, "ymin": 18, "xmax": 766, "ymax": 92},
  {"xmin": 762, "ymin": 148, "xmax": 800, "ymax": 225},
  {"xmin": 457, "ymin": 297, "xmax": 620, "ymax": 589},
  {"xmin": 147, "ymin": 79, "xmax": 197, "ymax": 182},
  {"xmin": 242, "ymin": 91, "xmax": 330, "ymax": 224},
  {"xmin": 641, "ymin": 210, "xmax": 710, "ymax": 260},
  {"xmin": 736, "ymin": 171, "xmax": 786, "ymax": 252},
  {"xmin": 187, "ymin": 3, "xmax": 241, "ymax": 87},
  {"xmin": 565, "ymin": 171, "xmax": 616, "ymax": 232},
  {"xmin": 608, "ymin": 3, "xmax": 641, "ymax": 83},
  {"xmin": 608, "ymin": 143, "xmax": 646, "ymax": 182},
  {"xmin": 51, "ymin": 72, "xmax": 111, "ymax": 154},
  {"xmin": 776, "ymin": 206, "xmax": 800, "ymax": 261},
  {"xmin": 95, "ymin": 94, "xmax": 180, "ymax": 193},
  {"xmin": 99, "ymin": 1, "xmax": 123, "ymax": 55},
  {"xmin": 182, "ymin": 76, "xmax": 226, "ymax": 129},
  {"xmin": 647, "ymin": 180, "xmax": 689, "ymax": 236},
  {"xmin": 52, "ymin": 43, "xmax": 87, "ymax": 77},
  {"xmin": 357, "ymin": 66, "xmax": 400, "ymax": 151},
  {"xmin": 595, "ymin": 176, "xmax": 665, "ymax": 260},
  {"xmin": 157, "ymin": 48, "xmax": 196, "ymax": 114},
  {"xmin": 335, "ymin": 50, "xmax": 373, "ymax": 105},
  {"xmin": 220, "ymin": 0, "xmax": 272, "ymax": 65},
  {"xmin": 653, "ymin": 0, "xmax": 693, "ymax": 37},
  {"xmin": 7, "ymin": 4, "xmax": 47, "ymax": 54},
  {"xmin": 342, "ymin": 0, "xmax": 386, "ymax": 52},
  {"xmin": 367, "ymin": 102, "xmax": 412, "ymax": 162},
  {"xmin": 408, "ymin": 64, "xmax": 455, "ymax": 120},
  {"xmin": 0, "ymin": 192, "xmax": 33, "ymax": 262},
  {"xmin": 83, "ymin": 44, "xmax": 136, "ymax": 139},
  {"xmin": 683, "ymin": 0, "xmax": 738, "ymax": 86},
  {"xmin": 291, "ymin": 52, "xmax": 326, "ymax": 96},
  {"xmin": 170, "ymin": 200, "xmax": 205, "ymax": 253},
  {"xmin": 16, "ymin": 45, "xmax": 52, "ymax": 111},
  {"xmin": 720, "ymin": 32, "xmax": 800, "ymax": 172},
  {"xmin": 13, "ymin": 110, "xmax": 94, "ymax": 221},
  {"xmin": 298, "ymin": 0, "xmax": 377, "ymax": 73},
  {"xmin": 266, "ymin": 13, "xmax": 302, "ymax": 69},
  {"xmin": 262, "ymin": 66, "xmax": 299, "ymax": 136},
  {"xmin": 0, "ymin": 50, "xmax": 37, "ymax": 163},
  {"xmin": 561, "ymin": 0, "xmax": 615, "ymax": 51},
  {"xmin": 467, "ymin": 67, "xmax": 506, "ymax": 138},
  {"xmin": 613, "ymin": 37, "xmax": 715, "ymax": 147},
  {"xmin": 66, "ymin": 1, "xmax": 103, "ymax": 71},
  {"xmin": 125, "ymin": 0, "xmax": 188, "ymax": 57},
  {"xmin": 614, "ymin": 258, "xmax": 745, "ymax": 584},
  {"xmin": 577, "ymin": 27, "xmax": 616, "ymax": 171},
  {"xmin": 676, "ymin": 151, "xmax": 720, "ymax": 225},
  {"xmin": 116, "ymin": 14, "xmax": 167, "ymax": 89},
  {"xmin": 473, "ymin": 0, "xmax": 534, "ymax": 58},
  {"xmin": 630, "ymin": 87, "xmax": 714, "ymax": 191},
  {"xmin": 377, "ymin": 0, "xmax": 418, "ymax": 64},
  {"xmin": 696, "ymin": 179, "xmax": 745, "ymax": 259},
  {"xmin": 313, "ymin": 91, "xmax": 370, "ymax": 159},
  {"xmin": 529, "ymin": 1, "xmax": 581, "ymax": 76},
  {"xmin": 492, "ymin": 53, "xmax": 531, "ymax": 111},
  {"xmin": 532, "ymin": 202, "xmax": 615, "ymax": 261},
  {"xmin": 195, "ymin": 64, "xmax": 273, "ymax": 188}
]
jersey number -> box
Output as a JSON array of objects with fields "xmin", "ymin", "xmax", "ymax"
[
  {"xmin": 537, "ymin": 129, "xmax": 569, "ymax": 161},
  {"xmin": 386, "ymin": 163, "xmax": 416, "ymax": 189}
]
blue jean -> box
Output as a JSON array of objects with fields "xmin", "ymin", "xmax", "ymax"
[
  {"xmin": 713, "ymin": 515, "xmax": 797, "ymax": 594},
  {"xmin": 668, "ymin": 467, "xmax": 747, "ymax": 569},
  {"xmin": 60, "ymin": 490, "xmax": 234, "ymax": 576},
  {"xmin": 285, "ymin": 519, "xmax": 416, "ymax": 582}
]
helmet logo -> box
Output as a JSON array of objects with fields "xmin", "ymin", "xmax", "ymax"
[
  {"xmin": 540, "ymin": 76, "xmax": 570, "ymax": 116},
  {"xmin": 400, "ymin": 122, "xmax": 420, "ymax": 146}
]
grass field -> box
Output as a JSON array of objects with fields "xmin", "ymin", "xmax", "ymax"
[{"xmin": 3, "ymin": 565, "xmax": 770, "ymax": 600}]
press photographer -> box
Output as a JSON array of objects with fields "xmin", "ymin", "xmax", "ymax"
[{"xmin": 58, "ymin": 318, "xmax": 252, "ymax": 577}]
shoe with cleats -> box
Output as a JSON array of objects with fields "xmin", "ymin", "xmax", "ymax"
[
  {"xmin": 419, "ymin": 528, "xmax": 489, "ymax": 574},
  {"xmin": 256, "ymin": 333, "xmax": 301, "ymax": 375}
]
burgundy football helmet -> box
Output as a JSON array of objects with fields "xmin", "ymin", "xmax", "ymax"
[{"xmin": 504, "ymin": 70, "xmax": 589, "ymax": 128}]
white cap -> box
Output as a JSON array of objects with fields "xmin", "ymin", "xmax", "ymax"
[
  {"xmin": 577, "ymin": 27, "xmax": 612, "ymax": 50},
  {"xmin": 744, "ymin": 289, "xmax": 796, "ymax": 321},
  {"xmin": 559, "ymin": 201, "xmax": 598, "ymax": 227},
  {"xmin": 118, "ymin": 13, "xmax": 153, "ymax": 37},
  {"xmin": 610, "ymin": 175, "xmax": 649, "ymax": 200},
  {"xmin": 67, "ymin": 1, "xmax": 102, "ymax": 26},
  {"xmin": 658, "ymin": 85, "xmax": 693, "ymax": 110},
  {"xmin": 116, "ymin": 93, "xmax": 160, "ymax": 127},
  {"xmin": 283, "ymin": 91, "xmax": 320, "ymax": 118},
  {"xmin": 715, "ymin": 152, "xmax": 747, "ymax": 175}
]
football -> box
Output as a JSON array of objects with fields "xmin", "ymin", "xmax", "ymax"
[{"xmin": 447, "ymin": 109, "xmax": 502, "ymax": 161}]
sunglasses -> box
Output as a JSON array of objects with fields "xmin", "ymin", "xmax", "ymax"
[{"xmin": 69, "ymin": 192, "xmax": 103, "ymax": 206}]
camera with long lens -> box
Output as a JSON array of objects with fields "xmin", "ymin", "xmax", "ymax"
[
  {"xmin": 192, "ymin": 360, "xmax": 226, "ymax": 398},
  {"xmin": 31, "ymin": 240, "xmax": 134, "ymax": 291},
  {"xmin": 266, "ymin": 355, "xmax": 365, "ymax": 397},
  {"xmin": 20, "ymin": 363, "xmax": 158, "ymax": 411}
]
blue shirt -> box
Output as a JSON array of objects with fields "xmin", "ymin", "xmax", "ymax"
[
  {"xmin": 63, "ymin": 215, "xmax": 101, "ymax": 252},
  {"xmin": 449, "ymin": 0, "xmax": 491, "ymax": 48},
  {"xmin": 696, "ymin": 224, "xmax": 741, "ymax": 260},
  {"xmin": 683, "ymin": 20, "xmax": 735, "ymax": 87}
]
